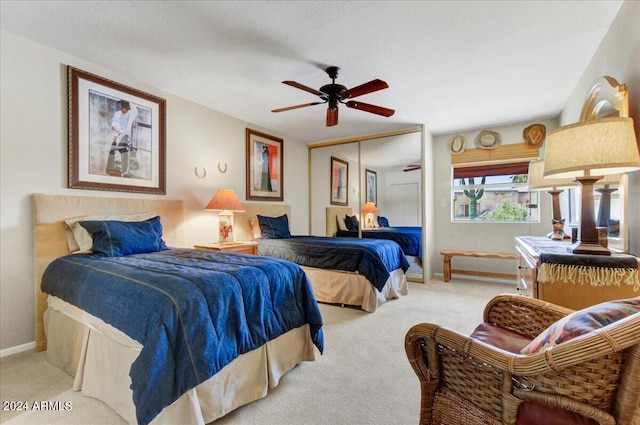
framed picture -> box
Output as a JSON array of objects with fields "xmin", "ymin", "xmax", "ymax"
[
  {"xmin": 330, "ymin": 156, "xmax": 349, "ymax": 206},
  {"xmin": 365, "ymin": 169, "xmax": 377, "ymax": 204},
  {"xmin": 67, "ymin": 66, "xmax": 166, "ymax": 194},
  {"xmin": 246, "ymin": 129, "xmax": 284, "ymax": 201}
]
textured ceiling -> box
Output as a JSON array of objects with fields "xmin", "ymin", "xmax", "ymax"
[{"xmin": 1, "ymin": 1, "xmax": 624, "ymax": 148}]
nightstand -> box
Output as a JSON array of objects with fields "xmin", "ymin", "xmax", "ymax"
[{"xmin": 194, "ymin": 241, "xmax": 258, "ymax": 255}]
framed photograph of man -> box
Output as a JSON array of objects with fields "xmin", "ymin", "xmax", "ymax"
[
  {"xmin": 246, "ymin": 129, "xmax": 284, "ymax": 201},
  {"xmin": 330, "ymin": 156, "xmax": 349, "ymax": 206},
  {"xmin": 67, "ymin": 66, "xmax": 166, "ymax": 194}
]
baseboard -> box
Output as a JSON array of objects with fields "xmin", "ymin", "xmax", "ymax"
[{"xmin": 0, "ymin": 341, "xmax": 35, "ymax": 358}]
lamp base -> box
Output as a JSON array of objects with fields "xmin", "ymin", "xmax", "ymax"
[
  {"xmin": 568, "ymin": 241, "xmax": 611, "ymax": 256},
  {"xmin": 218, "ymin": 212, "xmax": 235, "ymax": 243}
]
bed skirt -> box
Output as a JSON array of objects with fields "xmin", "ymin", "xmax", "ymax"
[
  {"xmin": 43, "ymin": 296, "xmax": 317, "ymax": 425},
  {"xmin": 301, "ymin": 267, "xmax": 408, "ymax": 312}
]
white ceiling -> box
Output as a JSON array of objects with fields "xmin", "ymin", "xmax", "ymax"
[{"xmin": 1, "ymin": 1, "xmax": 624, "ymax": 148}]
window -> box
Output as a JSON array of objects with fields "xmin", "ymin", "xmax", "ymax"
[
  {"xmin": 452, "ymin": 172, "xmax": 538, "ymax": 222},
  {"xmin": 450, "ymin": 144, "xmax": 540, "ymax": 223}
]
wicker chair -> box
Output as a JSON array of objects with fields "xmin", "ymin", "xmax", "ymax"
[{"xmin": 405, "ymin": 294, "xmax": 640, "ymax": 425}]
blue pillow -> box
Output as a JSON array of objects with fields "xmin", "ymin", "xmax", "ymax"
[
  {"xmin": 345, "ymin": 215, "xmax": 359, "ymax": 231},
  {"xmin": 377, "ymin": 216, "xmax": 389, "ymax": 227},
  {"xmin": 257, "ymin": 214, "xmax": 291, "ymax": 239},
  {"xmin": 79, "ymin": 216, "xmax": 168, "ymax": 257}
]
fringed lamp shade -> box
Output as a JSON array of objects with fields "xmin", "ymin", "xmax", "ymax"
[
  {"xmin": 543, "ymin": 117, "xmax": 640, "ymax": 255},
  {"xmin": 205, "ymin": 189, "xmax": 245, "ymax": 242}
]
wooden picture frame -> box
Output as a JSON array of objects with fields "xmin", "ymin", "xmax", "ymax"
[
  {"xmin": 246, "ymin": 129, "xmax": 284, "ymax": 201},
  {"xmin": 67, "ymin": 66, "xmax": 166, "ymax": 194},
  {"xmin": 330, "ymin": 156, "xmax": 349, "ymax": 206},
  {"xmin": 365, "ymin": 169, "xmax": 377, "ymax": 204}
]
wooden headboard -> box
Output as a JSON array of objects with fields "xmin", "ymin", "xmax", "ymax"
[
  {"xmin": 233, "ymin": 203, "xmax": 291, "ymax": 241},
  {"xmin": 32, "ymin": 194, "xmax": 186, "ymax": 351},
  {"xmin": 326, "ymin": 207, "xmax": 353, "ymax": 237}
]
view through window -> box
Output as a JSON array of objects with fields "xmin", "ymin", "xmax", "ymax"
[{"xmin": 452, "ymin": 171, "xmax": 539, "ymax": 223}]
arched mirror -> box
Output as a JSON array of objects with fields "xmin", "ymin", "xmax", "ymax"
[
  {"xmin": 308, "ymin": 127, "xmax": 424, "ymax": 281},
  {"xmin": 570, "ymin": 76, "xmax": 630, "ymax": 252}
]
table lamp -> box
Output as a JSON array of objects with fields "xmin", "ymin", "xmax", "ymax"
[
  {"xmin": 362, "ymin": 202, "xmax": 379, "ymax": 229},
  {"xmin": 527, "ymin": 159, "xmax": 577, "ymax": 240},
  {"xmin": 205, "ymin": 189, "xmax": 245, "ymax": 243},
  {"xmin": 544, "ymin": 117, "xmax": 640, "ymax": 255}
]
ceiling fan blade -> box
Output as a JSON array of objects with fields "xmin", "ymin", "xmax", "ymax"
[
  {"xmin": 341, "ymin": 79, "xmax": 388, "ymax": 99},
  {"xmin": 282, "ymin": 81, "xmax": 324, "ymax": 96},
  {"xmin": 403, "ymin": 166, "xmax": 421, "ymax": 172},
  {"xmin": 326, "ymin": 107, "xmax": 338, "ymax": 127},
  {"xmin": 345, "ymin": 101, "xmax": 395, "ymax": 117},
  {"xmin": 271, "ymin": 102, "xmax": 325, "ymax": 113}
]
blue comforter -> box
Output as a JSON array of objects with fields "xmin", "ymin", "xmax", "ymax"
[
  {"xmin": 41, "ymin": 249, "xmax": 324, "ymax": 425},
  {"xmin": 256, "ymin": 236, "xmax": 409, "ymax": 292},
  {"xmin": 336, "ymin": 226, "xmax": 422, "ymax": 261}
]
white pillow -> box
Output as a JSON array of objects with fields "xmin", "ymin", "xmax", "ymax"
[
  {"xmin": 336, "ymin": 215, "xmax": 348, "ymax": 231},
  {"xmin": 64, "ymin": 211, "xmax": 157, "ymax": 254},
  {"xmin": 249, "ymin": 217, "xmax": 262, "ymax": 239}
]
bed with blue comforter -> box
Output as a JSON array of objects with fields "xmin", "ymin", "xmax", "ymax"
[
  {"xmin": 41, "ymin": 248, "xmax": 324, "ymax": 425},
  {"xmin": 336, "ymin": 226, "xmax": 422, "ymax": 262},
  {"xmin": 256, "ymin": 236, "xmax": 410, "ymax": 292}
]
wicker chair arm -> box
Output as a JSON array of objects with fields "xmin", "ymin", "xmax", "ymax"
[
  {"xmin": 483, "ymin": 294, "xmax": 574, "ymax": 338},
  {"xmin": 513, "ymin": 389, "xmax": 616, "ymax": 425}
]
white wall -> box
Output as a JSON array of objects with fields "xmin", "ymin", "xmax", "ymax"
[
  {"xmin": 0, "ymin": 30, "xmax": 309, "ymax": 352},
  {"xmin": 430, "ymin": 119, "xmax": 559, "ymax": 276}
]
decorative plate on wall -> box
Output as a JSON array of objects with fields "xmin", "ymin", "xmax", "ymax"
[
  {"xmin": 523, "ymin": 123, "xmax": 546, "ymax": 147},
  {"xmin": 448, "ymin": 134, "xmax": 465, "ymax": 154},
  {"xmin": 474, "ymin": 130, "xmax": 501, "ymax": 149}
]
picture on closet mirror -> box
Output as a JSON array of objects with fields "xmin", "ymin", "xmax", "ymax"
[
  {"xmin": 331, "ymin": 156, "xmax": 349, "ymax": 206},
  {"xmin": 366, "ymin": 169, "xmax": 377, "ymax": 204}
]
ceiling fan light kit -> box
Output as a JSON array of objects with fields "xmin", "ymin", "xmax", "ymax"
[{"xmin": 272, "ymin": 66, "xmax": 395, "ymax": 127}]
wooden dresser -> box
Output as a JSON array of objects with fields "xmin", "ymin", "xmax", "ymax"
[{"xmin": 515, "ymin": 236, "xmax": 639, "ymax": 310}]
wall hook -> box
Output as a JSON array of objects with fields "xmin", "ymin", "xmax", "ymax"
[
  {"xmin": 217, "ymin": 163, "xmax": 228, "ymax": 173},
  {"xmin": 194, "ymin": 167, "xmax": 207, "ymax": 179}
]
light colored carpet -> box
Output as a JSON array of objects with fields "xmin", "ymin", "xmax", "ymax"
[{"xmin": 0, "ymin": 277, "xmax": 515, "ymax": 425}]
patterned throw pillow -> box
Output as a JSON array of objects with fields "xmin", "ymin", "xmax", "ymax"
[{"xmin": 520, "ymin": 298, "xmax": 640, "ymax": 354}]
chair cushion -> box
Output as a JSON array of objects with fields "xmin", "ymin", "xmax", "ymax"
[
  {"xmin": 470, "ymin": 322, "xmax": 533, "ymax": 354},
  {"xmin": 520, "ymin": 298, "xmax": 640, "ymax": 354},
  {"xmin": 517, "ymin": 401, "xmax": 598, "ymax": 425}
]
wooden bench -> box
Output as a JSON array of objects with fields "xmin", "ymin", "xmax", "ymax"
[{"xmin": 441, "ymin": 250, "xmax": 517, "ymax": 282}]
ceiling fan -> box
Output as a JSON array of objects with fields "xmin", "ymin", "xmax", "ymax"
[
  {"xmin": 272, "ymin": 66, "xmax": 395, "ymax": 127},
  {"xmin": 403, "ymin": 163, "xmax": 421, "ymax": 172}
]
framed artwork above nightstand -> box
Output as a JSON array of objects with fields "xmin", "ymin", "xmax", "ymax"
[{"xmin": 193, "ymin": 241, "xmax": 258, "ymax": 255}]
